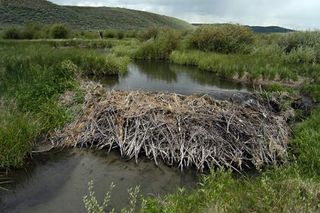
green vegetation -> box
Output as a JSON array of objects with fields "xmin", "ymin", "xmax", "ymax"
[
  {"xmin": 91, "ymin": 25, "xmax": 320, "ymax": 212},
  {"xmin": 83, "ymin": 181, "xmax": 140, "ymax": 213},
  {"xmin": 135, "ymin": 29, "xmax": 181, "ymax": 60},
  {"xmin": 1, "ymin": 23, "xmax": 320, "ymax": 212},
  {"xmin": 0, "ymin": 0, "xmax": 193, "ymax": 30},
  {"xmin": 50, "ymin": 24, "xmax": 70, "ymax": 39},
  {"xmin": 0, "ymin": 42, "xmax": 129, "ymax": 167},
  {"xmin": 187, "ymin": 24, "xmax": 255, "ymax": 53},
  {"xmin": 192, "ymin": 24, "xmax": 295, "ymax": 34},
  {"xmin": 1, "ymin": 23, "xmax": 71, "ymax": 39}
]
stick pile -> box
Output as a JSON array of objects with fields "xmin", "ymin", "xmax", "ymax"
[{"xmin": 53, "ymin": 83, "xmax": 290, "ymax": 171}]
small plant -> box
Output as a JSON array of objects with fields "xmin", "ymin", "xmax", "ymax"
[{"xmin": 83, "ymin": 180, "xmax": 141, "ymax": 213}]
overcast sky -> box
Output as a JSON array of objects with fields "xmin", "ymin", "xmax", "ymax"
[{"xmin": 51, "ymin": 0, "xmax": 320, "ymax": 30}]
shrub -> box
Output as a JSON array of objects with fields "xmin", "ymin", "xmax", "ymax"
[
  {"xmin": 188, "ymin": 24, "xmax": 255, "ymax": 54},
  {"xmin": 22, "ymin": 23, "xmax": 43, "ymax": 39},
  {"xmin": 3, "ymin": 27, "xmax": 21, "ymax": 39},
  {"xmin": 116, "ymin": 31, "xmax": 125, "ymax": 39},
  {"xmin": 278, "ymin": 31, "xmax": 320, "ymax": 53},
  {"xmin": 135, "ymin": 29, "xmax": 181, "ymax": 60},
  {"xmin": 139, "ymin": 27, "xmax": 160, "ymax": 41},
  {"xmin": 50, "ymin": 24, "xmax": 70, "ymax": 39},
  {"xmin": 284, "ymin": 47, "xmax": 316, "ymax": 64},
  {"xmin": 104, "ymin": 30, "xmax": 116, "ymax": 38}
]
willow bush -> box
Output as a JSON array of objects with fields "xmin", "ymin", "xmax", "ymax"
[{"xmin": 187, "ymin": 24, "xmax": 255, "ymax": 54}]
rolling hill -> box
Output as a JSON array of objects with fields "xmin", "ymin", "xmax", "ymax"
[
  {"xmin": 249, "ymin": 26, "xmax": 294, "ymax": 33},
  {"xmin": 192, "ymin": 23, "xmax": 294, "ymax": 34},
  {"xmin": 0, "ymin": 0, "xmax": 193, "ymax": 30}
]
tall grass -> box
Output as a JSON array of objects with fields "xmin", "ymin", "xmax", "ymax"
[
  {"xmin": 0, "ymin": 42, "xmax": 130, "ymax": 168},
  {"xmin": 170, "ymin": 50, "xmax": 304, "ymax": 81},
  {"xmin": 0, "ymin": 106, "xmax": 38, "ymax": 168}
]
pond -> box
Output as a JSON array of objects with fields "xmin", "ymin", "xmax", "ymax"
[
  {"xmin": 93, "ymin": 61, "xmax": 252, "ymax": 101},
  {"xmin": 1, "ymin": 61, "xmax": 252, "ymax": 212},
  {"xmin": 0, "ymin": 150, "xmax": 198, "ymax": 213}
]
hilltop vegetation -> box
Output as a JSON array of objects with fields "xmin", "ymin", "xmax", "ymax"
[
  {"xmin": 0, "ymin": 0, "xmax": 193, "ymax": 30},
  {"xmin": 192, "ymin": 23, "xmax": 295, "ymax": 34}
]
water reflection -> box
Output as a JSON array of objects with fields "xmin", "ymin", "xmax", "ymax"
[
  {"xmin": 0, "ymin": 150, "xmax": 197, "ymax": 213},
  {"xmin": 97, "ymin": 61, "xmax": 251, "ymax": 96}
]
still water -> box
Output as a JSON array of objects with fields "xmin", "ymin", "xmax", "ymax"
[
  {"xmin": 0, "ymin": 150, "xmax": 198, "ymax": 213},
  {"xmin": 1, "ymin": 61, "xmax": 251, "ymax": 213},
  {"xmin": 94, "ymin": 61, "xmax": 252, "ymax": 100}
]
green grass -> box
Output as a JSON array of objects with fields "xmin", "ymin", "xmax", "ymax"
[
  {"xmin": 0, "ymin": 42, "xmax": 129, "ymax": 168},
  {"xmin": 170, "ymin": 49, "xmax": 320, "ymax": 83},
  {"xmin": 0, "ymin": 106, "xmax": 38, "ymax": 167}
]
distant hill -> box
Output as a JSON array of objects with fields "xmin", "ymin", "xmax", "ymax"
[
  {"xmin": 0, "ymin": 0, "xmax": 193, "ymax": 30},
  {"xmin": 192, "ymin": 23, "xmax": 295, "ymax": 34},
  {"xmin": 249, "ymin": 26, "xmax": 295, "ymax": 33}
]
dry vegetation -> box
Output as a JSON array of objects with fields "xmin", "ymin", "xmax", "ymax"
[{"xmin": 52, "ymin": 82, "xmax": 290, "ymax": 172}]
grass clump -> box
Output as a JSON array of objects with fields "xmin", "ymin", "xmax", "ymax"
[
  {"xmin": 188, "ymin": 24, "xmax": 255, "ymax": 54},
  {"xmin": 291, "ymin": 109, "xmax": 320, "ymax": 177},
  {"xmin": 81, "ymin": 55, "xmax": 130, "ymax": 76},
  {"xmin": 0, "ymin": 107, "xmax": 38, "ymax": 167},
  {"xmin": 135, "ymin": 29, "xmax": 181, "ymax": 60},
  {"xmin": 50, "ymin": 24, "xmax": 70, "ymax": 39}
]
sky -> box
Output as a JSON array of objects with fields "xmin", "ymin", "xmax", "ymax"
[{"xmin": 51, "ymin": 0, "xmax": 320, "ymax": 30}]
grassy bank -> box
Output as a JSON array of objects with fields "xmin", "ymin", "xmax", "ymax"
[
  {"xmin": 0, "ymin": 42, "xmax": 130, "ymax": 168},
  {"xmin": 141, "ymin": 108, "xmax": 320, "ymax": 212}
]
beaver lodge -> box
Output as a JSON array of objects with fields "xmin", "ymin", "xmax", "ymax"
[{"xmin": 52, "ymin": 82, "xmax": 290, "ymax": 172}]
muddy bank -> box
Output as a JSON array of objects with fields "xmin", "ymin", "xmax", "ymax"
[
  {"xmin": 52, "ymin": 82, "xmax": 290, "ymax": 172},
  {"xmin": 0, "ymin": 149, "xmax": 198, "ymax": 213}
]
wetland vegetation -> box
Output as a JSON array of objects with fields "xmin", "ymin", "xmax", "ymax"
[{"xmin": 1, "ymin": 23, "xmax": 320, "ymax": 212}]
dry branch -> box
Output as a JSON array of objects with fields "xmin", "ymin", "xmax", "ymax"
[{"xmin": 52, "ymin": 82, "xmax": 290, "ymax": 172}]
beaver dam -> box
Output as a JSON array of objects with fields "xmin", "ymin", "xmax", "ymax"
[{"xmin": 50, "ymin": 82, "xmax": 291, "ymax": 172}]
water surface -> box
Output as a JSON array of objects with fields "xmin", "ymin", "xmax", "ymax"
[
  {"xmin": 0, "ymin": 150, "xmax": 198, "ymax": 213},
  {"xmin": 0, "ymin": 61, "xmax": 251, "ymax": 213},
  {"xmin": 93, "ymin": 61, "xmax": 252, "ymax": 101}
]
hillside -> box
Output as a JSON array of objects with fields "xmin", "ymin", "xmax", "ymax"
[
  {"xmin": 249, "ymin": 26, "xmax": 295, "ymax": 33},
  {"xmin": 0, "ymin": 0, "xmax": 193, "ymax": 30},
  {"xmin": 192, "ymin": 23, "xmax": 294, "ymax": 34}
]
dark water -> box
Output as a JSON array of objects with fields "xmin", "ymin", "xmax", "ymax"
[
  {"xmin": 0, "ymin": 62, "xmax": 251, "ymax": 213},
  {"xmin": 92, "ymin": 61, "xmax": 252, "ymax": 101},
  {"xmin": 0, "ymin": 150, "xmax": 198, "ymax": 213}
]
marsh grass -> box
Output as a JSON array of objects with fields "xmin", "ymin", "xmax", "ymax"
[{"xmin": 0, "ymin": 42, "xmax": 129, "ymax": 168}]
